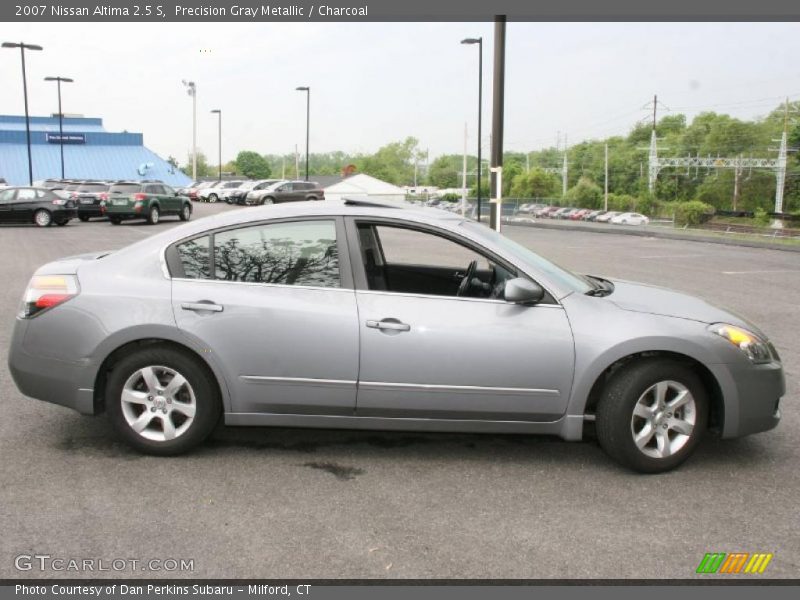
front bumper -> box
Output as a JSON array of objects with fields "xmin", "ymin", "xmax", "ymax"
[
  {"xmin": 709, "ymin": 360, "xmax": 784, "ymax": 438},
  {"xmin": 8, "ymin": 318, "xmax": 96, "ymax": 414}
]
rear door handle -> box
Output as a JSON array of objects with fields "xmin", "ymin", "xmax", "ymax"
[
  {"xmin": 366, "ymin": 319, "xmax": 410, "ymax": 332},
  {"xmin": 181, "ymin": 301, "xmax": 223, "ymax": 313}
]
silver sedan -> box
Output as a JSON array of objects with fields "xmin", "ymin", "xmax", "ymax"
[{"xmin": 8, "ymin": 199, "xmax": 784, "ymax": 472}]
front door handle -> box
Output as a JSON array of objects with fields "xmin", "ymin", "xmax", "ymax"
[
  {"xmin": 366, "ymin": 319, "xmax": 410, "ymax": 332},
  {"xmin": 181, "ymin": 301, "xmax": 223, "ymax": 313}
]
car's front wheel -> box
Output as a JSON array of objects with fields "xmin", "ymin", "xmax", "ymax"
[
  {"xmin": 179, "ymin": 204, "xmax": 192, "ymax": 221},
  {"xmin": 106, "ymin": 347, "xmax": 221, "ymax": 455},
  {"xmin": 208, "ymin": 193, "xmax": 218, "ymax": 203},
  {"xmin": 596, "ymin": 358, "xmax": 708, "ymax": 473}
]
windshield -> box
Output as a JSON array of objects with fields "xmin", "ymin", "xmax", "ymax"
[{"xmin": 460, "ymin": 221, "xmax": 592, "ymax": 295}]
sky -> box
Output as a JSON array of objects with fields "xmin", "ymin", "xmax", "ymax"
[{"xmin": 1, "ymin": 22, "xmax": 799, "ymax": 166}]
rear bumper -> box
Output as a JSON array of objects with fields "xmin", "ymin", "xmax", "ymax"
[
  {"xmin": 8, "ymin": 318, "xmax": 95, "ymax": 414},
  {"xmin": 77, "ymin": 204, "xmax": 103, "ymax": 217},
  {"xmin": 710, "ymin": 360, "xmax": 784, "ymax": 438}
]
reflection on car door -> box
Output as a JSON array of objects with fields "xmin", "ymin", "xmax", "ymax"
[
  {"xmin": 170, "ymin": 217, "xmax": 359, "ymax": 415},
  {"xmin": 347, "ymin": 219, "xmax": 575, "ymax": 422}
]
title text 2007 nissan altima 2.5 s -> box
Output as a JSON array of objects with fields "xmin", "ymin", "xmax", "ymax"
[{"xmin": 8, "ymin": 199, "xmax": 785, "ymax": 472}]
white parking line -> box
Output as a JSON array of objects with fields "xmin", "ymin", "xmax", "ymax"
[
  {"xmin": 638, "ymin": 254, "xmax": 703, "ymax": 259},
  {"xmin": 722, "ymin": 269, "xmax": 800, "ymax": 275}
]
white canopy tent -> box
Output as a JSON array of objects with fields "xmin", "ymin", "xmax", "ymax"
[{"xmin": 323, "ymin": 173, "xmax": 406, "ymax": 203}]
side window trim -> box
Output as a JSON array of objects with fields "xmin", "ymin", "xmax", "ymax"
[{"xmin": 165, "ymin": 216, "xmax": 354, "ymax": 290}]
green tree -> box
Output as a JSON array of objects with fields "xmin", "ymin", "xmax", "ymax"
[
  {"xmin": 181, "ymin": 150, "xmax": 210, "ymax": 178},
  {"xmin": 235, "ymin": 151, "xmax": 272, "ymax": 179},
  {"xmin": 357, "ymin": 137, "xmax": 420, "ymax": 185},
  {"xmin": 510, "ymin": 168, "xmax": 560, "ymax": 198},
  {"xmin": 565, "ymin": 176, "xmax": 603, "ymax": 208}
]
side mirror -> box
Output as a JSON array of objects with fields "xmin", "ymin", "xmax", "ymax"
[{"xmin": 504, "ymin": 277, "xmax": 545, "ymax": 304}]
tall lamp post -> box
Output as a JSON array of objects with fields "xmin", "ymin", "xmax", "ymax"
[
  {"xmin": 295, "ymin": 86, "xmax": 310, "ymax": 181},
  {"xmin": 44, "ymin": 76, "xmax": 74, "ymax": 179},
  {"xmin": 3, "ymin": 41, "xmax": 43, "ymax": 185},
  {"xmin": 181, "ymin": 79, "xmax": 197, "ymax": 181},
  {"xmin": 461, "ymin": 37, "xmax": 482, "ymax": 221},
  {"xmin": 210, "ymin": 109, "xmax": 222, "ymax": 182}
]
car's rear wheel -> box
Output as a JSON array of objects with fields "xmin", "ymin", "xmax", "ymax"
[
  {"xmin": 79, "ymin": 215, "xmax": 90, "ymax": 222},
  {"xmin": 55, "ymin": 219, "xmax": 68, "ymax": 226},
  {"xmin": 147, "ymin": 206, "xmax": 160, "ymax": 225},
  {"xmin": 106, "ymin": 347, "xmax": 221, "ymax": 455},
  {"xmin": 208, "ymin": 193, "xmax": 218, "ymax": 203},
  {"xmin": 109, "ymin": 217, "xmax": 121, "ymax": 225},
  {"xmin": 595, "ymin": 359, "xmax": 708, "ymax": 473},
  {"xmin": 179, "ymin": 204, "xmax": 192, "ymax": 221},
  {"xmin": 34, "ymin": 209, "xmax": 52, "ymax": 227}
]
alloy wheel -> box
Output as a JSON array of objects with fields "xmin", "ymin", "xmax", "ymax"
[
  {"xmin": 630, "ymin": 380, "xmax": 696, "ymax": 459},
  {"xmin": 120, "ymin": 365, "xmax": 197, "ymax": 442}
]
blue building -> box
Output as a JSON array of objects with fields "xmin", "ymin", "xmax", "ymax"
[{"xmin": 0, "ymin": 115, "xmax": 191, "ymax": 187}]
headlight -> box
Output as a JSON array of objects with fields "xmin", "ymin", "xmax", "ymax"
[{"xmin": 708, "ymin": 323, "xmax": 774, "ymax": 364}]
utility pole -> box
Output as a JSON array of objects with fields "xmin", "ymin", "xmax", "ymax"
[
  {"xmin": 462, "ymin": 122, "xmax": 468, "ymax": 217},
  {"xmin": 44, "ymin": 76, "xmax": 74, "ymax": 179},
  {"xmin": 281, "ymin": 155, "xmax": 286, "ymax": 179},
  {"xmin": 182, "ymin": 80, "xmax": 197, "ymax": 181},
  {"xmin": 3, "ymin": 42, "xmax": 43, "ymax": 185},
  {"xmin": 604, "ymin": 143, "xmax": 609, "ymax": 212},
  {"xmin": 294, "ymin": 145, "xmax": 300, "ymax": 180},
  {"xmin": 489, "ymin": 15, "xmax": 506, "ymax": 232},
  {"xmin": 733, "ymin": 155, "xmax": 742, "ymax": 211}
]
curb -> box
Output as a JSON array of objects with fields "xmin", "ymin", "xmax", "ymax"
[{"xmin": 503, "ymin": 219, "xmax": 800, "ymax": 254}]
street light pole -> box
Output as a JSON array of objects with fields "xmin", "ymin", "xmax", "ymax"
[
  {"xmin": 3, "ymin": 41, "xmax": 43, "ymax": 185},
  {"xmin": 44, "ymin": 76, "xmax": 74, "ymax": 179},
  {"xmin": 210, "ymin": 109, "xmax": 222, "ymax": 182},
  {"xmin": 296, "ymin": 86, "xmax": 310, "ymax": 181},
  {"xmin": 461, "ymin": 37, "xmax": 482, "ymax": 221},
  {"xmin": 182, "ymin": 80, "xmax": 197, "ymax": 181}
]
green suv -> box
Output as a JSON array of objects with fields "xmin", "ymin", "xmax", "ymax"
[{"xmin": 103, "ymin": 181, "xmax": 192, "ymax": 225}]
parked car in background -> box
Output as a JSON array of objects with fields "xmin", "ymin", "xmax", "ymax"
[
  {"xmin": 551, "ymin": 207, "xmax": 573, "ymax": 219},
  {"xmin": 197, "ymin": 180, "xmax": 246, "ymax": 203},
  {"xmin": 571, "ymin": 209, "xmax": 592, "ymax": 220},
  {"xmin": 230, "ymin": 180, "xmax": 281, "ymax": 205},
  {"xmin": 536, "ymin": 206, "xmax": 559, "ymax": 218},
  {"xmin": 584, "ymin": 210, "xmax": 606, "ymax": 222},
  {"xmin": 187, "ymin": 181, "xmax": 214, "ymax": 201},
  {"xmin": 32, "ymin": 179, "xmax": 65, "ymax": 190},
  {"xmin": 596, "ymin": 211, "xmax": 620, "ymax": 223},
  {"xmin": 73, "ymin": 181, "xmax": 112, "ymax": 222},
  {"xmin": 246, "ymin": 180, "xmax": 324, "ymax": 205},
  {"xmin": 560, "ymin": 208, "xmax": 581, "ymax": 219},
  {"xmin": 611, "ymin": 212, "xmax": 650, "ymax": 226},
  {"xmin": 103, "ymin": 181, "xmax": 192, "ymax": 225},
  {"xmin": 9, "ymin": 198, "xmax": 784, "ymax": 472},
  {"xmin": 0, "ymin": 186, "xmax": 76, "ymax": 227}
]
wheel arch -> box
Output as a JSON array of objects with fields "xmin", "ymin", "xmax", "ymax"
[
  {"xmin": 92, "ymin": 337, "xmax": 230, "ymax": 415},
  {"xmin": 580, "ymin": 349, "xmax": 724, "ymax": 437}
]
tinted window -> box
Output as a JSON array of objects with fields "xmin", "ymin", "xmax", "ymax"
[
  {"xmin": 176, "ymin": 236, "xmax": 211, "ymax": 279},
  {"xmin": 109, "ymin": 184, "xmax": 141, "ymax": 194},
  {"xmin": 17, "ymin": 189, "xmax": 38, "ymax": 200},
  {"xmin": 145, "ymin": 185, "xmax": 164, "ymax": 194},
  {"xmin": 214, "ymin": 220, "xmax": 339, "ymax": 288},
  {"xmin": 163, "ymin": 186, "xmax": 175, "ymax": 195},
  {"xmin": 0, "ymin": 189, "xmax": 15, "ymax": 203}
]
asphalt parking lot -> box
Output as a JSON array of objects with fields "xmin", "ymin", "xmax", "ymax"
[{"xmin": 0, "ymin": 202, "xmax": 797, "ymax": 579}]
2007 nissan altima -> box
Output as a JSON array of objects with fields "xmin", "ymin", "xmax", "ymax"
[{"xmin": 8, "ymin": 199, "xmax": 784, "ymax": 472}]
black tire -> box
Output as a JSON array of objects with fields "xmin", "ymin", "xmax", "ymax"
[
  {"xmin": 79, "ymin": 215, "xmax": 90, "ymax": 222},
  {"xmin": 179, "ymin": 203, "xmax": 192, "ymax": 221},
  {"xmin": 595, "ymin": 358, "xmax": 708, "ymax": 473},
  {"xmin": 208, "ymin": 193, "xmax": 218, "ymax": 204},
  {"xmin": 147, "ymin": 205, "xmax": 160, "ymax": 225},
  {"xmin": 34, "ymin": 209, "xmax": 52, "ymax": 227},
  {"xmin": 55, "ymin": 219, "xmax": 68, "ymax": 226},
  {"xmin": 262, "ymin": 196, "xmax": 275, "ymax": 205},
  {"xmin": 106, "ymin": 346, "xmax": 221, "ymax": 455},
  {"xmin": 109, "ymin": 217, "xmax": 121, "ymax": 225}
]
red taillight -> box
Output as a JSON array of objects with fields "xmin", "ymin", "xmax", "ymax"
[
  {"xmin": 99, "ymin": 192, "xmax": 108, "ymax": 201},
  {"xmin": 35, "ymin": 293, "xmax": 72, "ymax": 309},
  {"xmin": 133, "ymin": 193, "xmax": 147, "ymax": 201},
  {"xmin": 20, "ymin": 275, "xmax": 80, "ymax": 318}
]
